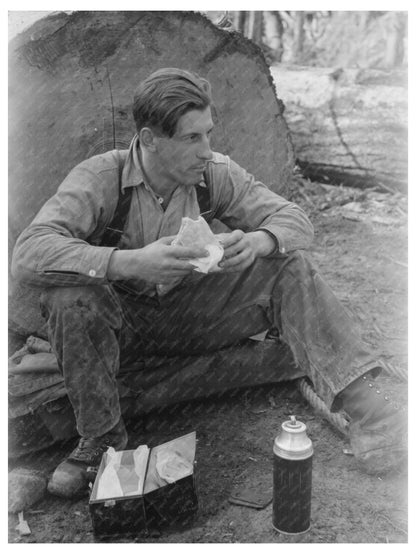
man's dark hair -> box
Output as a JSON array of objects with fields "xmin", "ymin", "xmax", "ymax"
[{"xmin": 132, "ymin": 68, "xmax": 212, "ymax": 138}]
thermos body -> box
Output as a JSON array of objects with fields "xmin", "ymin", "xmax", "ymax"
[{"xmin": 272, "ymin": 416, "xmax": 313, "ymax": 535}]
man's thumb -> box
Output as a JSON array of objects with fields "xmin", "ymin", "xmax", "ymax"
[{"xmin": 158, "ymin": 235, "xmax": 176, "ymax": 245}]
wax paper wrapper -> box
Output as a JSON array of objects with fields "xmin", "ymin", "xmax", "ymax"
[
  {"xmin": 155, "ymin": 450, "xmax": 194, "ymax": 484},
  {"xmin": 157, "ymin": 216, "xmax": 224, "ymax": 295},
  {"xmin": 172, "ymin": 216, "xmax": 224, "ymax": 274},
  {"xmin": 95, "ymin": 448, "xmax": 123, "ymax": 499},
  {"xmin": 95, "ymin": 445, "xmax": 150, "ymax": 500}
]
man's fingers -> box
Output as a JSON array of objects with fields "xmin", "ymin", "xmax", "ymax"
[
  {"xmin": 158, "ymin": 235, "xmax": 177, "ymax": 245},
  {"xmin": 157, "ymin": 237, "xmax": 208, "ymax": 258},
  {"xmin": 222, "ymin": 234, "xmax": 253, "ymax": 260},
  {"xmin": 170, "ymin": 244, "xmax": 209, "ymax": 259},
  {"xmin": 216, "ymin": 230, "xmax": 244, "ymax": 248},
  {"xmin": 223, "ymin": 241, "xmax": 245, "ymax": 260},
  {"xmin": 167, "ymin": 258, "xmax": 202, "ymax": 272},
  {"xmin": 220, "ymin": 248, "xmax": 251, "ymax": 269}
]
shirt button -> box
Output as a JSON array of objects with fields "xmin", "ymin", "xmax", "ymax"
[
  {"xmin": 158, "ymin": 197, "xmax": 164, "ymax": 204},
  {"xmin": 88, "ymin": 269, "xmax": 96, "ymax": 277}
]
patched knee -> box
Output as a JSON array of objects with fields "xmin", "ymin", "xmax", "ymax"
[
  {"xmin": 40, "ymin": 286, "xmax": 96, "ymax": 313},
  {"xmin": 40, "ymin": 285, "xmax": 122, "ymax": 332}
]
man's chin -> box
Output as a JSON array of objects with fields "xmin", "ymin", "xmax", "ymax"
[{"xmin": 185, "ymin": 172, "xmax": 205, "ymax": 186}]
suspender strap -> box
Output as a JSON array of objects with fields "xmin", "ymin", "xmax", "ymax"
[
  {"xmin": 100, "ymin": 153, "xmax": 133, "ymax": 247},
  {"xmin": 100, "ymin": 160, "xmax": 213, "ymax": 247},
  {"xmin": 100, "ymin": 188, "xmax": 133, "ymax": 247},
  {"xmin": 196, "ymin": 177, "xmax": 214, "ymax": 223}
]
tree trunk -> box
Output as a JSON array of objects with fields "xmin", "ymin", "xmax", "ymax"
[
  {"xmin": 263, "ymin": 11, "xmax": 284, "ymax": 62},
  {"xmin": 250, "ymin": 11, "xmax": 263, "ymax": 44},
  {"xmin": 293, "ymin": 11, "xmax": 305, "ymax": 62},
  {"xmin": 270, "ymin": 65, "xmax": 407, "ymax": 192},
  {"xmin": 9, "ymin": 10, "xmax": 294, "ymax": 339},
  {"xmin": 383, "ymin": 12, "xmax": 405, "ymax": 68},
  {"xmin": 234, "ymin": 11, "xmax": 247, "ymax": 33},
  {"xmin": 233, "ymin": 11, "xmax": 239, "ymax": 30}
]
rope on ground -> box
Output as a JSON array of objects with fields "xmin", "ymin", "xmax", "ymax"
[
  {"xmin": 297, "ymin": 363, "xmax": 407, "ymax": 437},
  {"xmin": 297, "ymin": 378, "xmax": 350, "ymax": 436}
]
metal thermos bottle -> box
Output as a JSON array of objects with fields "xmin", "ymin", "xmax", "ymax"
[{"xmin": 272, "ymin": 415, "xmax": 313, "ymax": 535}]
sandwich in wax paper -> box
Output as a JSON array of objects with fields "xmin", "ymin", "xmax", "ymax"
[{"xmin": 157, "ymin": 216, "xmax": 224, "ymax": 295}]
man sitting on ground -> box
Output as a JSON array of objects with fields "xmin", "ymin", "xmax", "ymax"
[{"xmin": 12, "ymin": 68, "xmax": 407, "ymax": 498}]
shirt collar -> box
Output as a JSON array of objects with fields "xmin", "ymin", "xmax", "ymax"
[
  {"xmin": 121, "ymin": 133, "xmax": 207, "ymax": 192},
  {"xmin": 121, "ymin": 134, "xmax": 144, "ymax": 191}
]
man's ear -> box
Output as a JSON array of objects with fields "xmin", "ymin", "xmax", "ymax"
[{"xmin": 138, "ymin": 127, "xmax": 158, "ymax": 152}]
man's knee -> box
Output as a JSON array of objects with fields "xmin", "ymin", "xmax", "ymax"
[
  {"xmin": 40, "ymin": 285, "xmax": 119, "ymax": 320},
  {"xmin": 286, "ymin": 249, "xmax": 310, "ymax": 263},
  {"xmin": 287, "ymin": 250, "xmax": 314, "ymax": 267},
  {"xmin": 42, "ymin": 285, "xmax": 94, "ymax": 310},
  {"xmin": 278, "ymin": 250, "xmax": 317, "ymax": 279}
]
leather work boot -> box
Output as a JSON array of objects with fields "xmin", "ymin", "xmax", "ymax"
[
  {"xmin": 339, "ymin": 373, "xmax": 407, "ymax": 475},
  {"xmin": 47, "ymin": 418, "xmax": 128, "ymax": 498}
]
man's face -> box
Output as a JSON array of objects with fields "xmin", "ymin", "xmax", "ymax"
[{"xmin": 154, "ymin": 106, "xmax": 214, "ymax": 187}]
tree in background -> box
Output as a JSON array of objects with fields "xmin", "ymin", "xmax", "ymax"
[{"xmin": 206, "ymin": 11, "xmax": 407, "ymax": 69}]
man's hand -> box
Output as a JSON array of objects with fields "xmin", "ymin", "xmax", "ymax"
[
  {"xmin": 107, "ymin": 236, "xmax": 209, "ymax": 284},
  {"xmin": 216, "ymin": 230, "xmax": 276, "ymax": 273}
]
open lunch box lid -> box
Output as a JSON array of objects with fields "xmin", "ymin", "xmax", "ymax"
[{"xmin": 89, "ymin": 431, "xmax": 197, "ymax": 503}]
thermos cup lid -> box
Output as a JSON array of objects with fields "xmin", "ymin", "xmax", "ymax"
[{"xmin": 273, "ymin": 415, "xmax": 313, "ymax": 460}]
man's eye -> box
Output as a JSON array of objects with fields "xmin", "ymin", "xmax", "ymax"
[
  {"xmin": 184, "ymin": 134, "xmax": 199, "ymax": 142},
  {"xmin": 184, "ymin": 131, "xmax": 212, "ymax": 142}
]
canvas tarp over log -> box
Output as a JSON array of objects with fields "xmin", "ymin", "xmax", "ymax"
[{"xmin": 9, "ymin": 10, "xmax": 294, "ymax": 340}]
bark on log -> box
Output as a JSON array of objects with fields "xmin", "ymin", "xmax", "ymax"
[
  {"xmin": 270, "ymin": 65, "xmax": 407, "ymax": 192},
  {"xmin": 8, "ymin": 10, "xmax": 294, "ymax": 338}
]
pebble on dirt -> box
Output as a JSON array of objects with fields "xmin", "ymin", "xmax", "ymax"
[{"xmin": 8, "ymin": 468, "xmax": 48, "ymax": 513}]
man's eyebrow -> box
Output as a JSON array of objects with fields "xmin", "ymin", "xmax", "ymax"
[{"xmin": 179, "ymin": 125, "xmax": 214, "ymax": 138}]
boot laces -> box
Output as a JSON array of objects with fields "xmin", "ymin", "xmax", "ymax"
[{"xmin": 70, "ymin": 436, "xmax": 112, "ymax": 464}]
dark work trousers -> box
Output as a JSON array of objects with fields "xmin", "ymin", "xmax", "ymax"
[{"xmin": 40, "ymin": 251, "xmax": 381, "ymax": 437}]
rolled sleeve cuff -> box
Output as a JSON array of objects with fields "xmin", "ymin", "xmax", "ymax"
[
  {"xmin": 37, "ymin": 246, "xmax": 118, "ymax": 286},
  {"xmin": 78, "ymin": 245, "xmax": 118, "ymax": 281},
  {"xmin": 255, "ymin": 227, "xmax": 286, "ymax": 256}
]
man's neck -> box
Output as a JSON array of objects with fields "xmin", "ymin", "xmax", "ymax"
[{"xmin": 139, "ymin": 146, "xmax": 177, "ymax": 199}]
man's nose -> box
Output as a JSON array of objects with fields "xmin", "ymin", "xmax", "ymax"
[{"xmin": 198, "ymin": 135, "xmax": 213, "ymax": 161}]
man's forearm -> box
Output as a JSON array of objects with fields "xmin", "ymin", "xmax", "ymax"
[
  {"xmin": 107, "ymin": 250, "xmax": 139, "ymax": 280},
  {"xmin": 258, "ymin": 204, "xmax": 314, "ymax": 254},
  {"xmin": 249, "ymin": 230, "xmax": 277, "ymax": 258}
]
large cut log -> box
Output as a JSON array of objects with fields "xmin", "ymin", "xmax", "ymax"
[
  {"xmin": 9, "ymin": 337, "xmax": 298, "ymax": 458},
  {"xmin": 270, "ymin": 65, "xmax": 407, "ymax": 193},
  {"xmin": 8, "ymin": 10, "xmax": 294, "ymax": 340}
]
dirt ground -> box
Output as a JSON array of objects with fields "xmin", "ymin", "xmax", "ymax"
[{"xmin": 8, "ymin": 180, "xmax": 408, "ymax": 544}]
